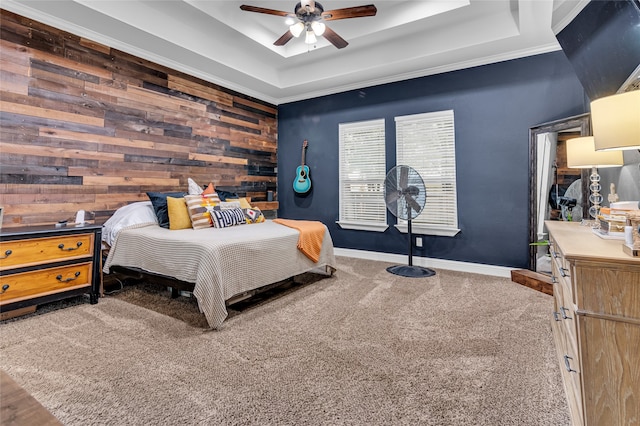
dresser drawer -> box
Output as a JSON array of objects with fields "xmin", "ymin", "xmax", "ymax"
[
  {"xmin": 0, "ymin": 262, "xmax": 92, "ymax": 304},
  {"xmin": 551, "ymin": 314, "xmax": 584, "ymax": 426},
  {"xmin": 574, "ymin": 261, "xmax": 640, "ymax": 320},
  {"xmin": 0, "ymin": 233, "xmax": 94, "ymax": 271},
  {"xmin": 556, "ymin": 275, "xmax": 578, "ymax": 350},
  {"xmin": 579, "ymin": 315, "xmax": 640, "ymax": 426},
  {"xmin": 550, "ymin": 243, "xmax": 570, "ymax": 287}
]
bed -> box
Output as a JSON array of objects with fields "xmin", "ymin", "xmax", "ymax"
[{"xmin": 102, "ymin": 201, "xmax": 336, "ymax": 329}]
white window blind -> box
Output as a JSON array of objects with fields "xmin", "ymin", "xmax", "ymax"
[
  {"xmin": 395, "ymin": 110, "xmax": 460, "ymax": 236},
  {"xmin": 337, "ymin": 119, "xmax": 388, "ymax": 232}
]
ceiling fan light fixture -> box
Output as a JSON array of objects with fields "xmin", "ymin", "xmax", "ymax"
[
  {"xmin": 304, "ymin": 30, "xmax": 317, "ymax": 44},
  {"xmin": 241, "ymin": 1, "xmax": 376, "ymax": 49},
  {"xmin": 289, "ymin": 22, "xmax": 304, "ymax": 37},
  {"xmin": 311, "ymin": 21, "xmax": 325, "ymax": 36}
]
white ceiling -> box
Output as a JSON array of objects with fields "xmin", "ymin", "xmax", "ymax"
[{"xmin": 2, "ymin": 0, "xmax": 589, "ymax": 105}]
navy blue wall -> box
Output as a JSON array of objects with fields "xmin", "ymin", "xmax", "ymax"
[
  {"xmin": 277, "ymin": 51, "xmax": 586, "ymax": 269},
  {"xmin": 556, "ymin": 0, "xmax": 640, "ymax": 100}
]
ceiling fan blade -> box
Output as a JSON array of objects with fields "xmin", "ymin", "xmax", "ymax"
[
  {"xmin": 323, "ymin": 25, "xmax": 348, "ymax": 49},
  {"xmin": 240, "ymin": 5, "xmax": 290, "ymax": 17},
  {"xmin": 322, "ymin": 5, "xmax": 377, "ymax": 21},
  {"xmin": 274, "ymin": 31, "xmax": 294, "ymax": 46}
]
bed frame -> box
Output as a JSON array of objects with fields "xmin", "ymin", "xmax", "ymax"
[{"xmin": 104, "ymin": 264, "xmax": 334, "ymax": 306}]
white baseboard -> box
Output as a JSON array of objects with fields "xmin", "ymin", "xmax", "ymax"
[{"xmin": 333, "ymin": 248, "xmax": 514, "ymax": 278}]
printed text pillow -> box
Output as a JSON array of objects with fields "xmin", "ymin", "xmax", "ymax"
[{"xmin": 210, "ymin": 208, "xmax": 246, "ymax": 228}]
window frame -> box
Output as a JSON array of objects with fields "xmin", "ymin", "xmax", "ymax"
[
  {"xmin": 394, "ymin": 110, "xmax": 460, "ymax": 237},
  {"xmin": 336, "ymin": 118, "xmax": 388, "ymax": 232}
]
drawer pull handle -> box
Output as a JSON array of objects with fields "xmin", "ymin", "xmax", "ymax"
[
  {"xmin": 58, "ymin": 242, "xmax": 83, "ymax": 251},
  {"xmin": 551, "ymin": 275, "xmax": 558, "ymax": 284},
  {"xmin": 56, "ymin": 271, "xmax": 81, "ymax": 282},
  {"xmin": 564, "ymin": 355, "xmax": 576, "ymax": 373},
  {"xmin": 0, "ymin": 250, "xmax": 12, "ymax": 259},
  {"xmin": 0, "ymin": 284, "xmax": 9, "ymax": 294},
  {"xmin": 553, "ymin": 311, "xmax": 561, "ymax": 321},
  {"xmin": 550, "ymin": 250, "xmax": 558, "ymax": 259},
  {"xmin": 560, "ymin": 306, "xmax": 572, "ymax": 320},
  {"xmin": 560, "ymin": 267, "xmax": 569, "ymax": 278}
]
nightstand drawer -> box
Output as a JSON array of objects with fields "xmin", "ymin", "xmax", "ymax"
[
  {"xmin": 0, "ymin": 262, "xmax": 92, "ymax": 304},
  {"xmin": 0, "ymin": 233, "xmax": 94, "ymax": 270}
]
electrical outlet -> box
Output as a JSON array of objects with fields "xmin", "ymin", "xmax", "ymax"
[{"xmin": 416, "ymin": 237, "xmax": 423, "ymax": 247}]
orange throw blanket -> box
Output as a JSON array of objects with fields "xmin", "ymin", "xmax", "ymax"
[{"xmin": 273, "ymin": 218, "xmax": 325, "ymax": 263}]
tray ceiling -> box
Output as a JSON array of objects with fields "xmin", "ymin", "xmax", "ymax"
[{"xmin": 2, "ymin": 0, "xmax": 589, "ymax": 104}]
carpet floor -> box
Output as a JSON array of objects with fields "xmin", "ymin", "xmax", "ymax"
[{"xmin": 0, "ymin": 256, "xmax": 570, "ymax": 425}]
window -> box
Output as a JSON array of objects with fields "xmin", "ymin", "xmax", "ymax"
[
  {"xmin": 337, "ymin": 119, "xmax": 388, "ymax": 232},
  {"xmin": 395, "ymin": 110, "xmax": 460, "ymax": 236}
]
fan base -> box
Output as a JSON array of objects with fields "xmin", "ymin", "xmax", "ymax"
[{"xmin": 386, "ymin": 265, "xmax": 436, "ymax": 278}]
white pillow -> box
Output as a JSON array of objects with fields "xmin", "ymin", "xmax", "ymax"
[
  {"xmin": 188, "ymin": 177, "xmax": 204, "ymax": 195},
  {"xmin": 102, "ymin": 201, "xmax": 157, "ymax": 247},
  {"xmin": 218, "ymin": 201, "xmax": 242, "ymax": 210}
]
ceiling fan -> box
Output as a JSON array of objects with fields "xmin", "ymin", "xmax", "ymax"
[{"xmin": 240, "ymin": 1, "xmax": 377, "ymax": 49}]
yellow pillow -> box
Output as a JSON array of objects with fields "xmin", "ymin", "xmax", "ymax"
[
  {"xmin": 227, "ymin": 197, "xmax": 252, "ymax": 209},
  {"xmin": 167, "ymin": 196, "xmax": 192, "ymax": 230}
]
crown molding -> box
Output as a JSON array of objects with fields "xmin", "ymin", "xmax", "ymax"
[{"xmin": 551, "ymin": 0, "xmax": 591, "ymax": 34}]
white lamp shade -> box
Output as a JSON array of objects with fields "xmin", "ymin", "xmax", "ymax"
[
  {"xmin": 566, "ymin": 136, "xmax": 624, "ymax": 168},
  {"xmin": 591, "ymin": 90, "xmax": 640, "ymax": 151},
  {"xmin": 289, "ymin": 22, "xmax": 304, "ymax": 37},
  {"xmin": 304, "ymin": 30, "xmax": 317, "ymax": 44},
  {"xmin": 311, "ymin": 21, "xmax": 325, "ymax": 36}
]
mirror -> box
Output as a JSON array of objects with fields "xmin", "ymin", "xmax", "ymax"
[{"xmin": 528, "ymin": 113, "xmax": 591, "ymax": 273}]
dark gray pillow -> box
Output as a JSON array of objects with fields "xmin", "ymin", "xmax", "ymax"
[
  {"xmin": 214, "ymin": 189, "xmax": 239, "ymax": 201},
  {"xmin": 146, "ymin": 192, "xmax": 186, "ymax": 228}
]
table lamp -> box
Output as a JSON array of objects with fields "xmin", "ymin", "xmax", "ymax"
[
  {"xmin": 566, "ymin": 136, "xmax": 624, "ymax": 219},
  {"xmin": 591, "ymin": 90, "xmax": 640, "ymax": 151}
]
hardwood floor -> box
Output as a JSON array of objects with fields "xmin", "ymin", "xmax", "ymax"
[
  {"xmin": 0, "ymin": 370, "xmax": 62, "ymax": 426},
  {"xmin": 510, "ymin": 269, "xmax": 554, "ymax": 296}
]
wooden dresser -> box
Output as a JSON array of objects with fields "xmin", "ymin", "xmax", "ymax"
[
  {"xmin": 0, "ymin": 223, "xmax": 102, "ymax": 319},
  {"xmin": 546, "ymin": 221, "xmax": 640, "ymax": 426}
]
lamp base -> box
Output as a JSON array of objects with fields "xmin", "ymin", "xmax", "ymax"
[
  {"xmin": 386, "ymin": 265, "xmax": 436, "ymax": 278},
  {"xmin": 588, "ymin": 166, "xmax": 603, "ymax": 220}
]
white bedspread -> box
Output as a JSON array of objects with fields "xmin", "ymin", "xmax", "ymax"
[{"xmin": 103, "ymin": 220, "xmax": 336, "ymax": 329}]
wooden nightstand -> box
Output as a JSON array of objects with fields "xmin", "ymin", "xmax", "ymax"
[{"xmin": 0, "ymin": 223, "xmax": 102, "ymax": 319}]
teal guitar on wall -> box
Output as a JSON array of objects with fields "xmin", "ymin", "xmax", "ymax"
[{"xmin": 293, "ymin": 140, "xmax": 311, "ymax": 194}]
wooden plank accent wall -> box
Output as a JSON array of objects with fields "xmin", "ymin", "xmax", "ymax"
[{"xmin": 0, "ymin": 10, "xmax": 278, "ymax": 228}]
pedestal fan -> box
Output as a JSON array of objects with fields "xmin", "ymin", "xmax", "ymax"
[{"xmin": 384, "ymin": 165, "xmax": 436, "ymax": 278}]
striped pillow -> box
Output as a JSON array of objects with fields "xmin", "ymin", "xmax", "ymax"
[
  {"xmin": 184, "ymin": 193, "xmax": 221, "ymax": 229},
  {"xmin": 210, "ymin": 208, "xmax": 246, "ymax": 228}
]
